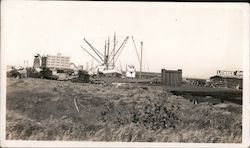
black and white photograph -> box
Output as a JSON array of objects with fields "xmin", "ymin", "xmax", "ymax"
[{"xmin": 1, "ymin": 1, "xmax": 249, "ymax": 147}]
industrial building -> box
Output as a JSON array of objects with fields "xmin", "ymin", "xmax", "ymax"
[
  {"xmin": 45, "ymin": 53, "xmax": 70, "ymax": 69},
  {"xmin": 216, "ymin": 70, "xmax": 243, "ymax": 79},
  {"xmin": 33, "ymin": 53, "xmax": 70, "ymax": 70},
  {"xmin": 161, "ymin": 69, "xmax": 182, "ymax": 87},
  {"xmin": 209, "ymin": 70, "xmax": 243, "ymax": 89}
]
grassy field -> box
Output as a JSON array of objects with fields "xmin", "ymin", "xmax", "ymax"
[{"xmin": 6, "ymin": 78, "xmax": 242, "ymax": 142}]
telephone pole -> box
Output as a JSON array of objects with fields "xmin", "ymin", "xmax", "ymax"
[
  {"xmin": 113, "ymin": 32, "xmax": 116, "ymax": 67},
  {"xmin": 140, "ymin": 41, "xmax": 143, "ymax": 79}
]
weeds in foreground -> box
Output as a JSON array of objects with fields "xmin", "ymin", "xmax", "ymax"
[{"xmin": 6, "ymin": 78, "xmax": 242, "ymax": 142}]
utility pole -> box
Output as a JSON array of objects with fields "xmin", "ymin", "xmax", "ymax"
[
  {"xmin": 140, "ymin": 41, "xmax": 143, "ymax": 79},
  {"xmin": 113, "ymin": 32, "xmax": 116, "ymax": 68},
  {"xmin": 107, "ymin": 37, "xmax": 110, "ymax": 69},
  {"xmin": 107, "ymin": 37, "xmax": 110, "ymax": 56},
  {"xmin": 104, "ymin": 40, "xmax": 107, "ymax": 68},
  {"xmin": 104, "ymin": 41, "xmax": 107, "ymax": 57}
]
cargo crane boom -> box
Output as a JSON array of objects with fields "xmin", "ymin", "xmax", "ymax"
[
  {"xmin": 80, "ymin": 33, "xmax": 130, "ymax": 77},
  {"xmin": 83, "ymin": 38, "xmax": 104, "ymax": 62},
  {"xmin": 80, "ymin": 46, "xmax": 102, "ymax": 64}
]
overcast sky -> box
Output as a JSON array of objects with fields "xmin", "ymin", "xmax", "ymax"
[{"xmin": 2, "ymin": 1, "xmax": 248, "ymax": 79}]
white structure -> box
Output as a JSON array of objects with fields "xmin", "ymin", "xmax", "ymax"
[
  {"xmin": 126, "ymin": 65, "xmax": 136, "ymax": 78},
  {"xmin": 46, "ymin": 53, "xmax": 70, "ymax": 69},
  {"xmin": 89, "ymin": 65, "xmax": 122, "ymax": 76},
  {"xmin": 217, "ymin": 70, "xmax": 243, "ymax": 78}
]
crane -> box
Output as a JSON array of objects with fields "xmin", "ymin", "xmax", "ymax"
[{"xmin": 80, "ymin": 33, "xmax": 129, "ymax": 76}]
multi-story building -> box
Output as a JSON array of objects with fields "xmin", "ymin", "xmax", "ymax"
[{"xmin": 45, "ymin": 53, "xmax": 70, "ymax": 69}]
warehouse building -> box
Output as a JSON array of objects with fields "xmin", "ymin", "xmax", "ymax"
[
  {"xmin": 161, "ymin": 69, "xmax": 182, "ymax": 87},
  {"xmin": 208, "ymin": 70, "xmax": 243, "ymax": 89},
  {"xmin": 216, "ymin": 70, "xmax": 243, "ymax": 79}
]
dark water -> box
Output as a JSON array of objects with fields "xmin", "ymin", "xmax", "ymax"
[{"xmin": 170, "ymin": 90, "xmax": 242, "ymax": 105}]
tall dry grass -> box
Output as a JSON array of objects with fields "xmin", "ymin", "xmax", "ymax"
[{"xmin": 6, "ymin": 78, "xmax": 242, "ymax": 142}]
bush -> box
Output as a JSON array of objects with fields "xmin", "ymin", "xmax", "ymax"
[{"xmin": 101, "ymin": 95, "xmax": 179, "ymax": 130}]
